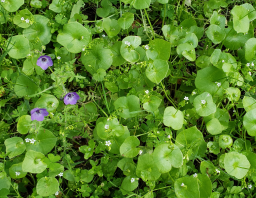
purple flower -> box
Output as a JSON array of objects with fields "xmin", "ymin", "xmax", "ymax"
[
  {"xmin": 64, "ymin": 92, "xmax": 80, "ymax": 105},
  {"xmin": 36, "ymin": 55, "xmax": 53, "ymax": 70},
  {"xmin": 31, "ymin": 108, "xmax": 49, "ymax": 121}
]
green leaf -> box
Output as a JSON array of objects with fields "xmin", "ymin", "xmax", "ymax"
[
  {"xmin": 219, "ymin": 135, "xmax": 233, "ymax": 149},
  {"xmin": 6, "ymin": 35, "xmax": 30, "ymax": 59},
  {"xmin": 118, "ymin": 12, "xmax": 134, "ymax": 29},
  {"xmin": 13, "ymin": 9, "xmax": 34, "ymax": 28},
  {"xmin": 245, "ymin": 38, "xmax": 256, "ymax": 62},
  {"xmin": 1, "ymin": 0, "xmax": 24, "ymax": 12},
  {"xmin": 57, "ymin": 22, "xmax": 91, "ymax": 53},
  {"xmin": 231, "ymin": 5, "xmax": 249, "ymax": 33},
  {"xmin": 49, "ymin": 0, "xmax": 62, "ymax": 13},
  {"xmin": 177, "ymin": 43, "xmax": 196, "ymax": 61},
  {"xmin": 243, "ymin": 109, "xmax": 256, "ymax": 136},
  {"xmin": 36, "ymin": 177, "xmax": 59, "ymax": 196},
  {"xmin": 70, "ymin": 0, "xmax": 84, "ymax": 18},
  {"xmin": 110, "ymin": 41, "xmax": 126, "ymax": 66},
  {"xmin": 114, "ymin": 95, "xmax": 141, "ymax": 119},
  {"xmin": 17, "ymin": 115, "xmax": 31, "ymax": 134},
  {"xmin": 25, "ymin": 128, "xmax": 57, "ymax": 155},
  {"xmin": 22, "ymin": 150, "xmax": 47, "ymax": 173},
  {"xmin": 193, "ymin": 92, "xmax": 216, "ymax": 117},
  {"xmin": 35, "ymin": 94, "xmax": 59, "ymax": 113},
  {"xmin": 121, "ymin": 176, "xmax": 138, "ymax": 191},
  {"xmin": 163, "ymin": 106, "xmax": 184, "ymax": 130},
  {"xmin": 145, "ymin": 59, "xmax": 169, "ymax": 84},
  {"xmin": 146, "ymin": 39, "xmax": 171, "ymax": 60},
  {"xmin": 178, "ymin": 33, "xmax": 198, "ymax": 48},
  {"xmin": 243, "ymin": 96, "xmax": 256, "ymax": 112},
  {"xmin": 224, "ymin": 152, "xmax": 250, "ymax": 179},
  {"xmin": 143, "ymin": 95, "xmax": 162, "ymax": 112},
  {"xmin": 210, "ymin": 11, "xmax": 226, "ymax": 29},
  {"xmin": 206, "ymin": 118, "xmax": 222, "ymax": 135},
  {"xmin": 136, "ymin": 153, "xmax": 161, "ymax": 181},
  {"xmin": 206, "ymin": 24, "xmax": 226, "ymax": 44},
  {"xmin": 120, "ymin": 36, "xmax": 141, "ymax": 63},
  {"xmin": 120, "ymin": 136, "xmax": 140, "ymax": 158},
  {"xmin": 133, "ymin": 0, "xmax": 151, "ymax": 9},
  {"xmin": 0, "ymin": 172, "xmax": 11, "ymax": 191},
  {"xmin": 196, "ymin": 55, "xmax": 211, "ymax": 68},
  {"xmin": 241, "ymin": 3, "xmax": 256, "ymax": 21},
  {"xmin": 30, "ymin": 0, "xmax": 42, "ymax": 8},
  {"xmin": 5, "ymin": 137, "xmax": 25, "ymax": 158},
  {"xmin": 102, "ymin": 18, "xmax": 121, "ymax": 38},
  {"xmin": 79, "ymin": 102, "xmax": 98, "ymax": 123},
  {"xmin": 14, "ymin": 75, "xmax": 39, "ymax": 97},
  {"xmin": 9, "ymin": 163, "xmax": 27, "ymax": 179},
  {"xmin": 226, "ymin": 87, "xmax": 241, "ymax": 102},
  {"xmin": 23, "ymin": 15, "xmax": 51, "ymax": 46},
  {"xmin": 153, "ymin": 144, "xmax": 183, "ymax": 173}
]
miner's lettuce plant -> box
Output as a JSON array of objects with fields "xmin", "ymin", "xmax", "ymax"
[{"xmin": 1, "ymin": 0, "xmax": 256, "ymax": 197}]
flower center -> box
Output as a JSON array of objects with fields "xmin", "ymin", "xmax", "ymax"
[
  {"xmin": 36, "ymin": 110, "xmax": 41, "ymax": 114},
  {"xmin": 41, "ymin": 58, "xmax": 47, "ymax": 62},
  {"xmin": 68, "ymin": 93, "xmax": 74, "ymax": 99}
]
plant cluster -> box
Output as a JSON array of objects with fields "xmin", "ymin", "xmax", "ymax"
[{"xmin": 1, "ymin": 0, "xmax": 256, "ymax": 197}]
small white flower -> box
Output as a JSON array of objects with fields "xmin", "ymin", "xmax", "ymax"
[
  {"xmin": 21, "ymin": 17, "xmax": 24, "ymax": 21},
  {"xmin": 1, "ymin": 0, "xmax": 5, "ymax": 2},
  {"xmin": 81, "ymin": 36, "xmax": 84, "ymax": 39},
  {"xmin": 139, "ymin": 150, "xmax": 143, "ymax": 155},
  {"xmin": 27, "ymin": 54, "xmax": 31, "ymax": 56},
  {"xmin": 251, "ymin": 62, "xmax": 254, "ymax": 66},
  {"xmin": 145, "ymin": 45, "xmax": 149, "ymax": 50},
  {"xmin": 248, "ymin": 184, "xmax": 252, "ymax": 189},
  {"xmin": 193, "ymin": 173, "xmax": 197, "ymax": 178},
  {"xmin": 57, "ymin": 56, "xmax": 61, "ymax": 60},
  {"xmin": 104, "ymin": 125, "xmax": 109, "ymax": 130},
  {"xmin": 216, "ymin": 82, "xmax": 221, "ymax": 87},
  {"xmin": 25, "ymin": 138, "xmax": 30, "ymax": 143},
  {"xmin": 145, "ymin": 90, "xmax": 149, "ymax": 94},
  {"xmin": 82, "ymin": 48, "xmax": 85, "ymax": 51},
  {"xmin": 102, "ymin": 34, "xmax": 106, "ymax": 37},
  {"xmin": 247, "ymin": 63, "xmax": 250, "ymax": 66},
  {"xmin": 105, "ymin": 140, "xmax": 111, "ymax": 146},
  {"xmin": 58, "ymin": 172, "xmax": 63, "ymax": 177},
  {"xmin": 222, "ymin": 60, "xmax": 224, "ymax": 63},
  {"xmin": 124, "ymin": 41, "xmax": 131, "ymax": 46},
  {"xmin": 249, "ymin": 71, "xmax": 252, "ymax": 76},
  {"xmin": 181, "ymin": 183, "xmax": 185, "ymax": 187},
  {"xmin": 15, "ymin": 172, "xmax": 20, "ymax": 176},
  {"xmin": 184, "ymin": 96, "xmax": 189, "ymax": 101},
  {"xmin": 192, "ymin": 91, "xmax": 196, "ymax": 95},
  {"xmin": 201, "ymin": 100, "xmax": 206, "ymax": 104},
  {"xmin": 167, "ymin": 135, "xmax": 171, "ymax": 139},
  {"xmin": 55, "ymin": 191, "xmax": 59, "ymax": 195},
  {"xmin": 25, "ymin": 19, "xmax": 29, "ymax": 23},
  {"xmin": 216, "ymin": 169, "xmax": 220, "ymax": 174},
  {"xmin": 131, "ymin": 178, "xmax": 135, "ymax": 183},
  {"xmin": 30, "ymin": 138, "xmax": 36, "ymax": 144},
  {"xmin": 157, "ymin": 131, "xmax": 160, "ymax": 134}
]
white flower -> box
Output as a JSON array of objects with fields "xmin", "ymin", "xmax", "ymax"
[
  {"xmin": 25, "ymin": 138, "xmax": 30, "ymax": 143},
  {"xmin": 216, "ymin": 82, "xmax": 221, "ymax": 87},
  {"xmin": 1, "ymin": 0, "xmax": 5, "ymax": 2},
  {"xmin": 131, "ymin": 178, "xmax": 135, "ymax": 183},
  {"xmin": 55, "ymin": 191, "xmax": 59, "ymax": 195},
  {"xmin": 82, "ymin": 48, "xmax": 85, "ymax": 51},
  {"xmin": 81, "ymin": 36, "xmax": 84, "ymax": 39},
  {"xmin": 248, "ymin": 184, "xmax": 252, "ymax": 189},
  {"xmin": 139, "ymin": 150, "xmax": 143, "ymax": 155},
  {"xmin": 201, "ymin": 100, "xmax": 206, "ymax": 104},
  {"xmin": 145, "ymin": 90, "xmax": 149, "ymax": 94},
  {"xmin": 15, "ymin": 172, "xmax": 20, "ymax": 176},
  {"xmin": 58, "ymin": 172, "xmax": 63, "ymax": 177},
  {"xmin": 233, "ymin": 110, "xmax": 236, "ymax": 112},
  {"xmin": 167, "ymin": 135, "xmax": 171, "ymax": 139},
  {"xmin": 216, "ymin": 169, "xmax": 220, "ymax": 174},
  {"xmin": 193, "ymin": 173, "xmax": 197, "ymax": 178},
  {"xmin": 57, "ymin": 56, "xmax": 61, "ymax": 60},
  {"xmin": 104, "ymin": 125, "xmax": 109, "ymax": 130},
  {"xmin": 192, "ymin": 91, "xmax": 196, "ymax": 95},
  {"xmin": 145, "ymin": 45, "xmax": 149, "ymax": 50},
  {"xmin": 105, "ymin": 140, "xmax": 111, "ymax": 146},
  {"xmin": 251, "ymin": 62, "xmax": 254, "ymax": 66},
  {"xmin": 27, "ymin": 54, "xmax": 31, "ymax": 56},
  {"xmin": 249, "ymin": 71, "xmax": 252, "ymax": 76},
  {"xmin": 222, "ymin": 60, "xmax": 224, "ymax": 63},
  {"xmin": 102, "ymin": 34, "xmax": 106, "ymax": 37},
  {"xmin": 30, "ymin": 138, "xmax": 36, "ymax": 144},
  {"xmin": 184, "ymin": 96, "xmax": 189, "ymax": 101},
  {"xmin": 25, "ymin": 19, "xmax": 29, "ymax": 23},
  {"xmin": 21, "ymin": 17, "xmax": 24, "ymax": 21},
  {"xmin": 124, "ymin": 41, "xmax": 131, "ymax": 46},
  {"xmin": 247, "ymin": 63, "xmax": 250, "ymax": 66},
  {"xmin": 181, "ymin": 183, "xmax": 185, "ymax": 187}
]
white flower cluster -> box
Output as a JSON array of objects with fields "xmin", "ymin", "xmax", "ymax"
[
  {"xmin": 125, "ymin": 41, "xmax": 131, "ymax": 46},
  {"xmin": 131, "ymin": 178, "xmax": 135, "ymax": 183},
  {"xmin": 57, "ymin": 56, "xmax": 61, "ymax": 60},
  {"xmin": 25, "ymin": 138, "xmax": 36, "ymax": 144},
  {"xmin": 201, "ymin": 100, "xmax": 206, "ymax": 104},
  {"xmin": 145, "ymin": 90, "xmax": 149, "ymax": 94},
  {"xmin": 215, "ymin": 82, "xmax": 221, "ymax": 87},
  {"xmin": 15, "ymin": 172, "xmax": 20, "ymax": 176},
  {"xmin": 104, "ymin": 125, "xmax": 109, "ymax": 130},
  {"xmin": 184, "ymin": 96, "xmax": 189, "ymax": 101},
  {"xmin": 145, "ymin": 45, "xmax": 149, "ymax": 50},
  {"xmin": 139, "ymin": 150, "xmax": 143, "ymax": 155},
  {"xmin": 58, "ymin": 172, "xmax": 63, "ymax": 177},
  {"xmin": 105, "ymin": 140, "xmax": 111, "ymax": 146}
]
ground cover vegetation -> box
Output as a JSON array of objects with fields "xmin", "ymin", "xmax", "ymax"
[{"xmin": 1, "ymin": 0, "xmax": 256, "ymax": 197}]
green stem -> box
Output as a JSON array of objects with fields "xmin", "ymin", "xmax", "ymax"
[
  {"xmin": 160, "ymin": 82, "xmax": 177, "ymax": 108},
  {"xmin": 162, "ymin": 4, "xmax": 166, "ymax": 28},
  {"xmin": 101, "ymin": 82, "xmax": 110, "ymax": 115},
  {"xmin": 144, "ymin": 8, "xmax": 155, "ymax": 39}
]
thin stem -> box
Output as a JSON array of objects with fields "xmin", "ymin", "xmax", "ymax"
[
  {"xmin": 160, "ymin": 82, "xmax": 177, "ymax": 108},
  {"xmin": 144, "ymin": 8, "xmax": 155, "ymax": 39}
]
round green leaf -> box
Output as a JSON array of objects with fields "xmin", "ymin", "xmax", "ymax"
[
  {"xmin": 153, "ymin": 144, "xmax": 183, "ymax": 173},
  {"xmin": 5, "ymin": 137, "xmax": 25, "ymax": 158},
  {"xmin": 120, "ymin": 136, "xmax": 140, "ymax": 158},
  {"xmin": 49, "ymin": 0, "xmax": 62, "ymax": 13},
  {"xmin": 193, "ymin": 92, "xmax": 216, "ymax": 117},
  {"xmin": 136, "ymin": 153, "xmax": 161, "ymax": 181},
  {"xmin": 226, "ymin": 87, "xmax": 241, "ymax": 102},
  {"xmin": 25, "ymin": 128, "xmax": 57, "ymax": 154},
  {"xmin": 121, "ymin": 176, "xmax": 138, "ymax": 191},
  {"xmin": 9, "ymin": 163, "xmax": 27, "ymax": 179},
  {"xmin": 17, "ymin": 115, "xmax": 31, "ymax": 134},
  {"xmin": 110, "ymin": 41, "xmax": 126, "ymax": 66},
  {"xmin": 14, "ymin": 75, "xmax": 39, "ymax": 97},
  {"xmin": 7, "ymin": 35, "xmax": 30, "ymax": 59},
  {"xmin": 35, "ymin": 94, "xmax": 59, "ymax": 113},
  {"xmin": 1, "ymin": 0, "xmax": 24, "ymax": 12},
  {"xmin": 224, "ymin": 152, "xmax": 250, "ymax": 179},
  {"xmin": 57, "ymin": 22, "xmax": 91, "ymax": 53},
  {"xmin": 22, "ymin": 150, "xmax": 47, "ymax": 173},
  {"xmin": 206, "ymin": 24, "xmax": 226, "ymax": 44},
  {"xmin": 196, "ymin": 55, "xmax": 211, "ymax": 68},
  {"xmin": 13, "ymin": 9, "xmax": 34, "ymax": 28},
  {"xmin": 146, "ymin": 39, "xmax": 171, "ymax": 60},
  {"xmin": 231, "ymin": 5, "xmax": 249, "ymax": 33},
  {"xmin": 102, "ymin": 18, "xmax": 121, "ymax": 38},
  {"xmin": 245, "ymin": 38, "xmax": 256, "ymax": 62},
  {"xmin": 146, "ymin": 59, "xmax": 169, "ymax": 84},
  {"xmin": 118, "ymin": 12, "xmax": 134, "ymax": 29},
  {"xmin": 178, "ymin": 33, "xmax": 198, "ymax": 48},
  {"xmin": 109, "ymin": 128, "xmax": 130, "ymax": 154},
  {"xmin": 243, "ymin": 108, "xmax": 256, "ymax": 136},
  {"xmin": 241, "ymin": 3, "xmax": 256, "ymax": 21},
  {"xmin": 79, "ymin": 102, "xmax": 98, "ymax": 123},
  {"xmin": 210, "ymin": 11, "xmax": 226, "ymax": 29},
  {"xmin": 177, "ymin": 43, "xmax": 196, "ymax": 61},
  {"xmin": 22, "ymin": 58, "xmax": 34, "ymax": 75},
  {"xmin": 163, "ymin": 106, "xmax": 184, "ymax": 130},
  {"xmin": 23, "ymin": 15, "xmax": 51, "ymax": 45},
  {"xmin": 219, "ymin": 135, "xmax": 233, "ymax": 149},
  {"xmin": 143, "ymin": 95, "xmax": 162, "ymax": 112},
  {"xmin": 206, "ymin": 118, "xmax": 222, "ymax": 135},
  {"xmin": 36, "ymin": 177, "xmax": 59, "ymax": 196},
  {"xmin": 133, "ymin": 0, "xmax": 150, "ymax": 9},
  {"xmin": 243, "ymin": 96, "xmax": 256, "ymax": 112},
  {"xmin": 207, "ymin": 142, "xmax": 220, "ymax": 155},
  {"xmin": 120, "ymin": 36, "xmax": 141, "ymax": 63}
]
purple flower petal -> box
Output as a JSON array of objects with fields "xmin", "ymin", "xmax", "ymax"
[
  {"xmin": 31, "ymin": 108, "xmax": 49, "ymax": 121},
  {"xmin": 64, "ymin": 92, "xmax": 80, "ymax": 105},
  {"xmin": 37, "ymin": 55, "xmax": 53, "ymax": 70}
]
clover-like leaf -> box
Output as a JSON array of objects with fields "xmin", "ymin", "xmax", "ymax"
[
  {"xmin": 193, "ymin": 92, "xmax": 216, "ymax": 117},
  {"xmin": 22, "ymin": 150, "xmax": 47, "ymax": 173},
  {"xmin": 163, "ymin": 106, "xmax": 184, "ymax": 130},
  {"xmin": 206, "ymin": 24, "xmax": 226, "ymax": 44},
  {"xmin": 145, "ymin": 59, "xmax": 169, "ymax": 84},
  {"xmin": 120, "ymin": 136, "xmax": 140, "ymax": 158}
]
